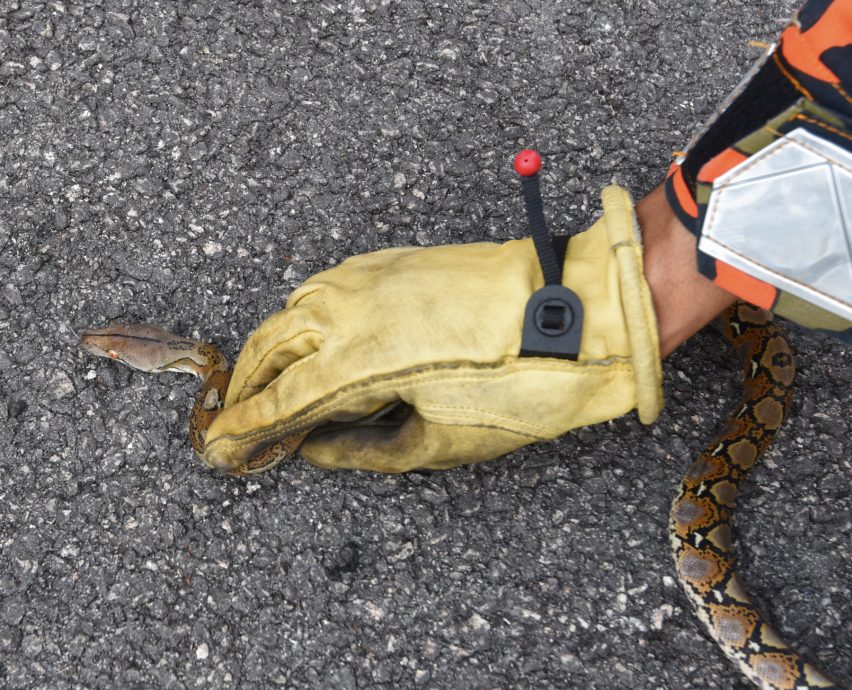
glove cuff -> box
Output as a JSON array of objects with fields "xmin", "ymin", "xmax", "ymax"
[{"xmin": 598, "ymin": 185, "xmax": 664, "ymax": 424}]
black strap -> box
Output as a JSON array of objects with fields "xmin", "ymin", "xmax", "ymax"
[
  {"xmin": 520, "ymin": 174, "xmax": 562, "ymax": 286},
  {"xmin": 514, "ymin": 152, "xmax": 584, "ymax": 360}
]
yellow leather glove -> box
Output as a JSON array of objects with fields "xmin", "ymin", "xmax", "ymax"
[{"xmin": 204, "ymin": 186, "xmax": 663, "ymax": 473}]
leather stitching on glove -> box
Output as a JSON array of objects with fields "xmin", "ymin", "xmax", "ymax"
[
  {"xmin": 417, "ymin": 404, "xmax": 561, "ymax": 437},
  {"xmin": 208, "ymin": 359, "xmax": 635, "ymax": 456}
]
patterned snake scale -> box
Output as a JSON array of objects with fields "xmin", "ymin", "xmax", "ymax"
[
  {"xmin": 670, "ymin": 302, "xmax": 841, "ymax": 689},
  {"xmin": 81, "ymin": 303, "xmax": 842, "ymax": 687}
]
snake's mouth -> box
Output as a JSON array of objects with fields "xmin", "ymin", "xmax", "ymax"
[{"xmin": 79, "ymin": 330, "xmax": 108, "ymax": 356}]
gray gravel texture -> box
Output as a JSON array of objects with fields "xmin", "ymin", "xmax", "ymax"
[{"xmin": 0, "ymin": 0, "xmax": 850, "ymax": 688}]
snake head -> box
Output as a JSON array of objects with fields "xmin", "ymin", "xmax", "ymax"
[
  {"xmin": 79, "ymin": 332, "xmax": 120, "ymax": 360},
  {"xmin": 79, "ymin": 326, "xmax": 131, "ymax": 360},
  {"xmin": 79, "ymin": 323, "xmax": 208, "ymax": 376}
]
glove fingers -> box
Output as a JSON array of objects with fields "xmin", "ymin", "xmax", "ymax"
[
  {"xmin": 205, "ymin": 346, "xmax": 410, "ymax": 473},
  {"xmin": 203, "ymin": 294, "xmax": 331, "ymax": 473},
  {"xmin": 225, "ymin": 301, "xmax": 325, "ymax": 406}
]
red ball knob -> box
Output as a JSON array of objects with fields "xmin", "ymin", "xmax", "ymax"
[{"xmin": 513, "ymin": 149, "xmax": 541, "ymax": 177}]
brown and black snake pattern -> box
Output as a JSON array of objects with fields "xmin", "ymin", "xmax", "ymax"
[{"xmin": 669, "ymin": 302, "xmax": 840, "ymax": 689}]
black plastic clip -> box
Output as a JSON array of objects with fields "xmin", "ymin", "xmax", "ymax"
[{"xmin": 513, "ymin": 150, "xmax": 584, "ymax": 360}]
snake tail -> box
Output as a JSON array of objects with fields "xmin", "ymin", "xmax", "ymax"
[{"xmin": 669, "ymin": 303, "xmax": 840, "ymax": 689}]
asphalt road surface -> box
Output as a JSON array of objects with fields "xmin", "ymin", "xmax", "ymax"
[{"xmin": 1, "ymin": 0, "xmax": 850, "ymax": 688}]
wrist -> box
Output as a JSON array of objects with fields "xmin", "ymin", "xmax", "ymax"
[{"xmin": 636, "ymin": 183, "xmax": 735, "ymax": 358}]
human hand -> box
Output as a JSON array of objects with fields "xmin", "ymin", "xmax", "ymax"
[{"xmin": 203, "ymin": 185, "xmax": 662, "ymax": 473}]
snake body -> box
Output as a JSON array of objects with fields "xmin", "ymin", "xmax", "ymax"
[
  {"xmin": 79, "ymin": 324, "xmax": 305, "ymax": 475},
  {"xmin": 670, "ymin": 302, "xmax": 839, "ymax": 689},
  {"xmin": 81, "ymin": 305, "xmax": 840, "ymax": 687}
]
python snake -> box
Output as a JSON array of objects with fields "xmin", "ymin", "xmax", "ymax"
[
  {"xmin": 670, "ymin": 302, "xmax": 840, "ymax": 689},
  {"xmin": 79, "ymin": 323, "xmax": 305, "ymax": 475},
  {"xmin": 81, "ymin": 304, "xmax": 841, "ymax": 687}
]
